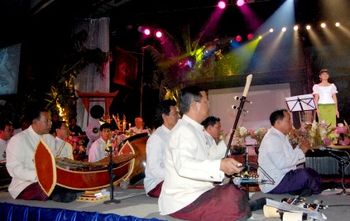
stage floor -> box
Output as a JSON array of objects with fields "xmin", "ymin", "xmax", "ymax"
[{"xmin": 1, "ymin": 187, "xmax": 350, "ymax": 220}]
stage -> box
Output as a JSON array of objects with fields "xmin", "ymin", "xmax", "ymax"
[{"xmin": 1, "ymin": 186, "xmax": 350, "ymax": 221}]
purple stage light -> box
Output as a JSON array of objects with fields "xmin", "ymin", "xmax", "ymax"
[
  {"xmin": 217, "ymin": 1, "xmax": 226, "ymax": 9},
  {"xmin": 236, "ymin": 0, "xmax": 245, "ymax": 7},
  {"xmin": 155, "ymin": 30, "xmax": 163, "ymax": 38}
]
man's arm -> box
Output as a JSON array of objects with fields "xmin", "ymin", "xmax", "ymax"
[
  {"xmin": 145, "ymin": 134, "xmax": 165, "ymax": 178},
  {"xmin": 6, "ymin": 137, "xmax": 37, "ymax": 182}
]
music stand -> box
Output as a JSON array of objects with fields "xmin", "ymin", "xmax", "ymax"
[{"xmin": 285, "ymin": 94, "xmax": 316, "ymax": 125}]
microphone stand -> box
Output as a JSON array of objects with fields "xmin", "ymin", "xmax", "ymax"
[
  {"xmin": 327, "ymin": 151, "xmax": 350, "ymax": 195},
  {"xmin": 104, "ymin": 145, "xmax": 120, "ymax": 204}
]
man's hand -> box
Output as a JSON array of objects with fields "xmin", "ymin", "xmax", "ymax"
[
  {"xmin": 220, "ymin": 158, "xmax": 244, "ymax": 176},
  {"xmin": 299, "ymin": 137, "xmax": 311, "ymax": 153}
]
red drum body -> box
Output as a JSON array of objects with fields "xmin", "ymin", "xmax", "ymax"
[{"xmin": 119, "ymin": 133, "xmax": 148, "ymax": 183}]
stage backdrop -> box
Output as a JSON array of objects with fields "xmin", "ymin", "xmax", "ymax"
[{"xmin": 209, "ymin": 83, "xmax": 291, "ymax": 135}]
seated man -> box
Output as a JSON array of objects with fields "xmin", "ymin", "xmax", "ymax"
[
  {"xmin": 0, "ymin": 119, "xmax": 14, "ymax": 162},
  {"xmin": 159, "ymin": 86, "xmax": 250, "ymax": 220},
  {"xmin": 6, "ymin": 105, "xmax": 76, "ymax": 202},
  {"xmin": 201, "ymin": 116, "xmax": 227, "ymax": 160},
  {"xmin": 88, "ymin": 123, "xmax": 113, "ymax": 162},
  {"xmin": 50, "ymin": 121, "xmax": 74, "ymax": 159},
  {"xmin": 144, "ymin": 99, "xmax": 179, "ymax": 198},
  {"xmin": 258, "ymin": 109, "xmax": 321, "ymax": 196},
  {"xmin": 129, "ymin": 117, "xmax": 149, "ymax": 135}
]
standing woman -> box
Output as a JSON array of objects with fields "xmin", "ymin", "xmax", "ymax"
[{"xmin": 312, "ymin": 69, "xmax": 339, "ymax": 126}]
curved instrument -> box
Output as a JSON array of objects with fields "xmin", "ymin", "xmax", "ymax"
[
  {"xmin": 34, "ymin": 139, "xmax": 136, "ymax": 195},
  {"xmin": 118, "ymin": 132, "xmax": 148, "ymax": 182}
]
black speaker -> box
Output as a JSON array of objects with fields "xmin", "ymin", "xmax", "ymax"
[{"xmin": 90, "ymin": 105, "xmax": 104, "ymax": 119}]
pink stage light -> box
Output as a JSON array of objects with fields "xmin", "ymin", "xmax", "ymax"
[
  {"xmin": 247, "ymin": 33, "xmax": 254, "ymax": 40},
  {"xmin": 235, "ymin": 35, "xmax": 242, "ymax": 42},
  {"xmin": 155, "ymin": 30, "xmax": 163, "ymax": 38},
  {"xmin": 143, "ymin": 28, "xmax": 151, "ymax": 36},
  {"xmin": 236, "ymin": 0, "xmax": 245, "ymax": 7},
  {"xmin": 217, "ymin": 1, "xmax": 226, "ymax": 9}
]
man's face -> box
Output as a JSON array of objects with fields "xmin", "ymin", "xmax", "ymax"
[
  {"xmin": 195, "ymin": 91, "xmax": 209, "ymax": 122},
  {"xmin": 276, "ymin": 111, "xmax": 292, "ymax": 135},
  {"xmin": 34, "ymin": 112, "xmax": 52, "ymax": 135},
  {"xmin": 56, "ymin": 123, "xmax": 69, "ymax": 139},
  {"xmin": 135, "ymin": 118, "xmax": 144, "ymax": 129},
  {"xmin": 100, "ymin": 128, "xmax": 112, "ymax": 141},
  {"xmin": 206, "ymin": 121, "xmax": 221, "ymax": 141},
  {"xmin": 0, "ymin": 125, "xmax": 14, "ymax": 140},
  {"xmin": 163, "ymin": 106, "xmax": 180, "ymax": 129}
]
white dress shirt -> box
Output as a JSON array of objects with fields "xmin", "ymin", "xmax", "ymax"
[
  {"xmin": 55, "ymin": 137, "xmax": 74, "ymax": 159},
  {"xmin": 159, "ymin": 115, "xmax": 225, "ymax": 215},
  {"xmin": 204, "ymin": 131, "xmax": 227, "ymax": 160},
  {"xmin": 258, "ymin": 127, "xmax": 305, "ymax": 193},
  {"xmin": 144, "ymin": 125, "xmax": 170, "ymax": 194},
  {"xmin": 6, "ymin": 126, "xmax": 56, "ymax": 199},
  {"xmin": 312, "ymin": 84, "xmax": 337, "ymax": 104},
  {"xmin": 0, "ymin": 138, "xmax": 7, "ymax": 162},
  {"xmin": 88, "ymin": 137, "xmax": 108, "ymax": 162}
]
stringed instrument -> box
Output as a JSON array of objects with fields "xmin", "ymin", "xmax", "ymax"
[{"xmin": 225, "ymin": 74, "xmax": 253, "ymax": 158}]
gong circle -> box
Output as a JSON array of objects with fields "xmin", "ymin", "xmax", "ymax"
[{"xmin": 90, "ymin": 105, "xmax": 104, "ymax": 119}]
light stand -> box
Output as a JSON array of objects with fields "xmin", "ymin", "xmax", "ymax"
[
  {"xmin": 104, "ymin": 145, "xmax": 120, "ymax": 204},
  {"xmin": 327, "ymin": 151, "xmax": 350, "ymax": 195}
]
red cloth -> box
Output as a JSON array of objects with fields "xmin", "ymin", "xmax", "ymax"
[
  {"xmin": 16, "ymin": 182, "xmax": 49, "ymax": 201},
  {"xmin": 112, "ymin": 47, "xmax": 138, "ymax": 88},
  {"xmin": 170, "ymin": 184, "xmax": 250, "ymax": 221},
  {"xmin": 147, "ymin": 181, "xmax": 163, "ymax": 198}
]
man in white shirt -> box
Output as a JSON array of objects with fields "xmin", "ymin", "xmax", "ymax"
[
  {"xmin": 50, "ymin": 121, "xmax": 74, "ymax": 159},
  {"xmin": 258, "ymin": 109, "xmax": 321, "ymax": 196},
  {"xmin": 0, "ymin": 120, "xmax": 14, "ymax": 162},
  {"xmin": 144, "ymin": 99, "xmax": 179, "ymax": 197},
  {"xmin": 201, "ymin": 116, "xmax": 227, "ymax": 160},
  {"xmin": 159, "ymin": 86, "xmax": 250, "ymax": 220},
  {"xmin": 129, "ymin": 117, "xmax": 149, "ymax": 135},
  {"xmin": 6, "ymin": 105, "xmax": 76, "ymax": 202},
  {"xmin": 88, "ymin": 123, "xmax": 113, "ymax": 162}
]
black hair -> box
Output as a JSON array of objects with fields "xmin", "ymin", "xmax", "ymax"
[
  {"xmin": 319, "ymin": 69, "xmax": 329, "ymax": 75},
  {"xmin": 201, "ymin": 116, "xmax": 220, "ymax": 129},
  {"xmin": 269, "ymin": 109, "xmax": 288, "ymax": 126},
  {"xmin": 0, "ymin": 119, "xmax": 13, "ymax": 131},
  {"xmin": 180, "ymin": 86, "xmax": 206, "ymax": 114},
  {"xmin": 50, "ymin": 121, "xmax": 66, "ymax": 134},
  {"xmin": 100, "ymin": 123, "xmax": 112, "ymax": 131},
  {"xmin": 25, "ymin": 104, "xmax": 48, "ymax": 123},
  {"xmin": 155, "ymin": 99, "xmax": 177, "ymax": 125}
]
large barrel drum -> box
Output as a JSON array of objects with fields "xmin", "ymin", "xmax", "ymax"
[{"xmin": 119, "ymin": 132, "xmax": 148, "ymax": 184}]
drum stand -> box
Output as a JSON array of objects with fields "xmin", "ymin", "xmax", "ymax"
[{"xmin": 104, "ymin": 145, "xmax": 120, "ymax": 204}]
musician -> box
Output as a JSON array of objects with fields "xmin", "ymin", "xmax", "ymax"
[
  {"xmin": 129, "ymin": 117, "xmax": 149, "ymax": 135},
  {"xmin": 201, "ymin": 116, "xmax": 226, "ymax": 160},
  {"xmin": 144, "ymin": 99, "xmax": 179, "ymax": 198},
  {"xmin": 6, "ymin": 105, "xmax": 76, "ymax": 202},
  {"xmin": 69, "ymin": 117, "xmax": 84, "ymax": 136},
  {"xmin": 88, "ymin": 123, "xmax": 114, "ymax": 162},
  {"xmin": 258, "ymin": 109, "xmax": 321, "ymax": 196},
  {"xmin": 159, "ymin": 86, "xmax": 250, "ymax": 220},
  {"xmin": 50, "ymin": 121, "xmax": 74, "ymax": 159},
  {"xmin": 0, "ymin": 119, "xmax": 14, "ymax": 162}
]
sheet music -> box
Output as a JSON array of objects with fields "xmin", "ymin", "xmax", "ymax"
[{"xmin": 285, "ymin": 94, "xmax": 316, "ymax": 112}]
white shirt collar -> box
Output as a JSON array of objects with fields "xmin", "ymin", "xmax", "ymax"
[{"xmin": 182, "ymin": 114, "xmax": 204, "ymax": 131}]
